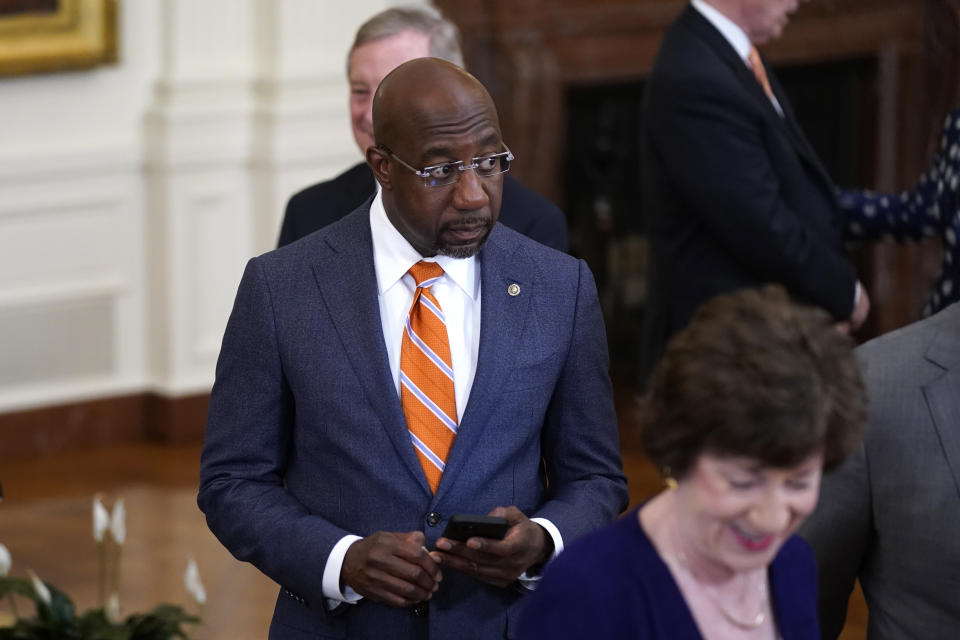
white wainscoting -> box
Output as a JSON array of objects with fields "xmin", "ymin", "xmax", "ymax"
[{"xmin": 0, "ymin": 148, "xmax": 147, "ymax": 413}]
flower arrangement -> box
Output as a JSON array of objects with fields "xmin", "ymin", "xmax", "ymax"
[{"xmin": 0, "ymin": 495, "xmax": 204, "ymax": 639}]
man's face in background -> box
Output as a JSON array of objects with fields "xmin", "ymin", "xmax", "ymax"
[
  {"xmin": 739, "ymin": 0, "xmax": 800, "ymax": 44},
  {"xmin": 348, "ymin": 30, "xmax": 431, "ymax": 154}
]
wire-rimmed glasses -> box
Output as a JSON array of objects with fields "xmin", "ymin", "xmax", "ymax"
[{"xmin": 379, "ymin": 144, "xmax": 515, "ymax": 187}]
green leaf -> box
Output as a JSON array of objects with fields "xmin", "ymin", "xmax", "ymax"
[
  {"xmin": 77, "ymin": 608, "xmax": 130, "ymax": 640},
  {"xmin": 42, "ymin": 583, "xmax": 76, "ymax": 627},
  {"xmin": 123, "ymin": 605, "xmax": 200, "ymax": 640},
  {"xmin": 0, "ymin": 577, "xmax": 38, "ymax": 602}
]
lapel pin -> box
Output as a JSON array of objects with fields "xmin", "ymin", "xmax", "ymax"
[{"xmin": 507, "ymin": 283, "xmax": 521, "ymax": 297}]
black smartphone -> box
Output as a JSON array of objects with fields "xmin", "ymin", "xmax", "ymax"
[{"xmin": 441, "ymin": 514, "xmax": 509, "ymax": 541}]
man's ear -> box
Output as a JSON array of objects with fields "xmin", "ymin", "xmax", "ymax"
[{"xmin": 366, "ymin": 146, "xmax": 392, "ymax": 191}]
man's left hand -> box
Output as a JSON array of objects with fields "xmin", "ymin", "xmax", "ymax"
[{"xmin": 433, "ymin": 506, "xmax": 552, "ymax": 588}]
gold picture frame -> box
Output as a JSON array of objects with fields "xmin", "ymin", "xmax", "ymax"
[{"xmin": 0, "ymin": 0, "xmax": 118, "ymax": 77}]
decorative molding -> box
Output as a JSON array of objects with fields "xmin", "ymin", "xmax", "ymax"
[
  {"xmin": 0, "ymin": 0, "xmax": 119, "ymax": 77},
  {"xmin": 0, "ymin": 147, "xmax": 137, "ymax": 186},
  {"xmin": 0, "ymin": 276, "xmax": 126, "ymax": 310}
]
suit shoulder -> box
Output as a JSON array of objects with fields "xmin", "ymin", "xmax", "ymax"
[
  {"xmin": 490, "ymin": 223, "xmax": 577, "ymax": 268},
  {"xmin": 858, "ymin": 303, "xmax": 960, "ymax": 368},
  {"xmin": 268, "ymin": 206, "xmax": 369, "ymax": 267},
  {"xmin": 501, "ymin": 176, "xmax": 564, "ymax": 218},
  {"xmin": 288, "ymin": 163, "xmax": 373, "ymax": 210},
  {"xmin": 498, "ymin": 175, "xmax": 568, "ymax": 251}
]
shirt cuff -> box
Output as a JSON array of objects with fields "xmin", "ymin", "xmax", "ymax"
[
  {"xmin": 516, "ymin": 517, "xmax": 564, "ymax": 590},
  {"xmin": 853, "ymin": 281, "xmax": 861, "ymax": 309},
  {"xmin": 322, "ymin": 534, "xmax": 364, "ymax": 609}
]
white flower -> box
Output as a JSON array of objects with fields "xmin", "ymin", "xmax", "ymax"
[
  {"xmin": 106, "ymin": 592, "xmax": 120, "ymax": 621},
  {"xmin": 0, "ymin": 543, "xmax": 10, "ymax": 576},
  {"xmin": 184, "ymin": 557, "xmax": 206, "ymax": 605},
  {"xmin": 27, "ymin": 570, "xmax": 51, "ymax": 605},
  {"xmin": 109, "ymin": 499, "xmax": 126, "ymax": 545},
  {"xmin": 93, "ymin": 495, "xmax": 109, "ymax": 543}
]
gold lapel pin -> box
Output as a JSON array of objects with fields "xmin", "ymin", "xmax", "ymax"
[{"xmin": 507, "ymin": 283, "xmax": 521, "ymax": 297}]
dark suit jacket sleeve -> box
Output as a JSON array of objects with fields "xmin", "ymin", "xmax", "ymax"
[
  {"xmin": 798, "ymin": 441, "xmax": 872, "ymax": 639},
  {"xmin": 534, "ymin": 258, "xmax": 629, "ymax": 539},
  {"xmin": 649, "ymin": 74, "xmax": 857, "ymax": 320},
  {"xmin": 198, "ymin": 257, "xmax": 350, "ymax": 614}
]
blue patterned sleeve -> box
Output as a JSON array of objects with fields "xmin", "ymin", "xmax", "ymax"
[{"xmin": 839, "ymin": 108, "xmax": 960, "ymax": 244}]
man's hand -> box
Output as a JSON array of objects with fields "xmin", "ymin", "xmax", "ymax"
[
  {"xmin": 837, "ymin": 280, "xmax": 870, "ymax": 334},
  {"xmin": 850, "ymin": 281, "xmax": 870, "ymax": 332},
  {"xmin": 433, "ymin": 506, "xmax": 552, "ymax": 588},
  {"xmin": 341, "ymin": 531, "xmax": 442, "ymax": 607}
]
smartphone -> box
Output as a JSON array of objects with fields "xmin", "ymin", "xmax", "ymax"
[{"xmin": 441, "ymin": 514, "xmax": 509, "ymax": 541}]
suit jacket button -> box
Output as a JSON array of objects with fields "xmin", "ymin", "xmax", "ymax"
[
  {"xmin": 426, "ymin": 512, "xmax": 442, "ymax": 527},
  {"xmin": 412, "ymin": 603, "xmax": 429, "ymax": 617}
]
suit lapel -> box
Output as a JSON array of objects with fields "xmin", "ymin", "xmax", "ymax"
[
  {"xmin": 311, "ymin": 205, "xmax": 431, "ymax": 496},
  {"xmin": 433, "ymin": 226, "xmax": 533, "ymax": 503},
  {"xmin": 682, "ymin": 6, "xmax": 774, "ymax": 113},
  {"xmin": 922, "ymin": 308, "xmax": 960, "ymax": 500},
  {"xmin": 683, "ymin": 7, "xmax": 836, "ymax": 196}
]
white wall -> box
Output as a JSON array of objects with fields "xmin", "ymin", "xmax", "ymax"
[{"xmin": 0, "ymin": 0, "xmax": 423, "ymax": 412}]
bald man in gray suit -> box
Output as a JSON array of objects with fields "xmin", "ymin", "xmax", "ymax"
[{"xmin": 799, "ymin": 302, "xmax": 960, "ymax": 639}]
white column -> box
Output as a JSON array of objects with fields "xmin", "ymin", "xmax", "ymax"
[{"xmin": 144, "ymin": 0, "xmax": 258, "ymax": 396}]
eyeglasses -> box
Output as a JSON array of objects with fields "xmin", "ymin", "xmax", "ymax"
[{"xmin": 378, "ymin": 143, "xmax": 515, "ymax": 187}]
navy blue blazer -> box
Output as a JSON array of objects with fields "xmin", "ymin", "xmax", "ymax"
[
  {"xmin": 199, "ymin": 201, "xmax": 628, "ymax": 639},
  {"xmin": 517, "ymin": 507, "xmax": 820, "ymax": 639},
  {"xmin": 639, "ymin": 5, "xmax": 858, "ymax": 385},
  {"xmin": 278, "ymin": 162, "xmax": 569, "ymax": 252}
]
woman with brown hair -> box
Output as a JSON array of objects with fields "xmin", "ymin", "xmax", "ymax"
[{"xmin": 518, "ymin": 285, "xmax": 866, "ymax": 639}]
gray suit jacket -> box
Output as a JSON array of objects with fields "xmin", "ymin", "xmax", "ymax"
[
  {"xmin": 799, "ymin": 302, "xmax": 960, "ymax": 639},
  {"xmin": 198, "ymin": 202, "xmax": 628, "ymax": 639}
]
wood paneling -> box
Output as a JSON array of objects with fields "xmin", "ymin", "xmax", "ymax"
[{"xmin": 0, "ymin": 392, "xmax": 207, "ymax": 463}]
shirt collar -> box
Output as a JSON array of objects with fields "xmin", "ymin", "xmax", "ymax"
[
  {"xmin": 369, "ymin": 190, "xmax": 480, "ymax": 299},
  {"xmin": 691, "ymin": 0, "xmax": 752, "ymax": 62}
]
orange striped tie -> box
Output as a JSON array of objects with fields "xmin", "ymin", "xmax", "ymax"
[
  {"xmin": 400, "ymin": 261, "xmax": 458, "ymax": 493},
  {"xmin": 748, "ymin": 45, "xmax": 775, "ymax": 102}
]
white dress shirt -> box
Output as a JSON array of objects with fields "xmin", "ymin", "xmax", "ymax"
[{"xmin": 321, "ymin": 191, "xmax": 562, "ymax": 607}]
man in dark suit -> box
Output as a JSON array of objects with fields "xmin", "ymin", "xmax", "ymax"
[
  {"xmin": 638, "ymin": 0, "xmax": 870, "ymax": 385},
  {"xmin": 199, "ymin": 58, "xmax": 627, "ymax": 639},
  {"xmin": 799, "ymin": 301, "xmax": 960, "ymax": 639},
  {"xmin": 278, "ymin": 6, "xmax": 568, "ymax": 252}
]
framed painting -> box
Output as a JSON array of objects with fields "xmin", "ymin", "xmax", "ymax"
[{"xmin": 0, "ymin": 0, "xmax": 118, "ymax": 76}]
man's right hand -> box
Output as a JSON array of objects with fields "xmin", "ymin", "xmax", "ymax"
[
  {"xmin": 837, "ymin": 281, "xmax": 870, "ymax": 334},
  {"xmin": 850, "ymin": 281, "xmax": 870, "ymax": 332},
  {"xmin": 341, "ymin": 531, "xmax": 442, "ymax": 608}
]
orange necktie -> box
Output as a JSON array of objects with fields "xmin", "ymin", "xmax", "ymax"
[
  {"xmin": 400, "ymin": 261, "xmax": 458, "ymax": 493},
  {"xmin": 748, "ymin": 45, "xmax": 775, "ymax": 102}
]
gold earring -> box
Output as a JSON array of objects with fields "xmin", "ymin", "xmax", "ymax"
[{"xmin": 663, "ymin": 467, "xmax": 678, "ymax": 490}]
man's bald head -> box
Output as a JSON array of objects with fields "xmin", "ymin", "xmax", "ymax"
[
  {"xmin": 365, "ymin": 57, "xmax": 506, "ymax": 258},
  {"xmin": 372, "ymin": 57, "xmax": 499, "ymax": 151}
]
